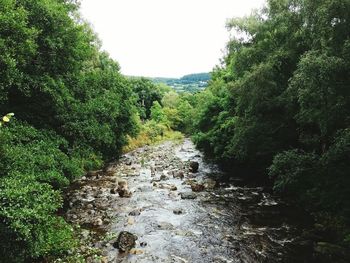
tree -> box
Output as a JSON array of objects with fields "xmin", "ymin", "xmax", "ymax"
[{"xmin": 150, "ymin": 101, "xmax": 167, "ymax": 124}]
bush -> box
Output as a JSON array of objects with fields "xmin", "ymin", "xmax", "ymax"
[{"xmin": 0, "ymin": 121, "xmax": 80, "ymax": 261}]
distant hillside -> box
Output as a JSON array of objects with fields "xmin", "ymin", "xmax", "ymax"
[{"xmin": 153, "ymin": 72, "xmax": 210, "ymax": 93}]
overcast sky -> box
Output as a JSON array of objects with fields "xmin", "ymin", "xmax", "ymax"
[{"xmin": 79, "ymin": 0, "xmax": 266, "ymax": 78}]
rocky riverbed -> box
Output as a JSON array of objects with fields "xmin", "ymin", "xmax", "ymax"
[{"xmin": 63, "ymin": 139, "xmax": 316, "ymax": 263}]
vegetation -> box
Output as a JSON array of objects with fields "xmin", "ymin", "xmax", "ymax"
[
  {"xmin": 124, "ymin": 80, "xmax": 184, "ymax": 152},
  {"xmin": 174, "ymin": 0, "xmax": 350, "ymax": 255},
  {"xmin": 0, "ymin": 0, "xmax": 137, "ymax": 261}
]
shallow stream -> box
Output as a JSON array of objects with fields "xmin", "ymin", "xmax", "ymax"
[{"xmin": 64, "ymin": 139, "xmax": 313, "ymax": 263}]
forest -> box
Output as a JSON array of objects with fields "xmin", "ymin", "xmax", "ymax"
[{"xmin": 0, "ymin": 0, "xmax": 350, "ymax": 262}]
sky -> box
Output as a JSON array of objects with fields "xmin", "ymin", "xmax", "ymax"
[{"xmin": 79, "ymin": 0, "xmax": 266, "ymax": 78}]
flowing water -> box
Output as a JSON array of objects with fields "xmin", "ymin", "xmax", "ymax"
[{"xmin": 64, "ymin": 139, "xmax": 313, "ymax": 263}]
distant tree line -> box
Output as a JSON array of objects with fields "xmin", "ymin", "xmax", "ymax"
[{"xmin": 152, "ymin": 72, "xmax": 210, "ymax": 93}]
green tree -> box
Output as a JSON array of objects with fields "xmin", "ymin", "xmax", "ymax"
[{"xmin": 150, "ymin": 101, "xmax": 167, "ymax": 124}]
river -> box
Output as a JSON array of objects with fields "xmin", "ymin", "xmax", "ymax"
[{"xmin": 63, "ymin": 139, "xmax": 314, "ymax": 263}]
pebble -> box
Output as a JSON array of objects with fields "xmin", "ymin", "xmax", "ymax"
[{"xmin": 127, "ymin": 217, "xmax": 135, "ymax": 225}]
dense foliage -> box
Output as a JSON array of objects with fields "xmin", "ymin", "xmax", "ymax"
[
  {"xmin": 129, "ymin": 77, "xmax": 170, "ymax": 120},
  {"xmin": 176, "ymin": 0, "xmax": 350, "ymax": 254},
  {"xmin": 123, "ymin": 79, "xmax": 184, "ymax": 152},
  {"xmin": 0, "ymin": 0, "xmax": 138, "ymax": 261}
]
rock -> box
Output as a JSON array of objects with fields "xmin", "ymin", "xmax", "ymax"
[
  {"xmin": 129, "ymin": 248, "xmax": 144, "ymax": 255},
  {"xmin": 191, "ymin": 183, "xmax": 205, "ymax": 192},
  {"xmin": 180, "ymin": 192, "xmax": 197, "ymax": 199},
  {"xmin": 151, "ymin": 178, "xmax": 161, "ymax": 184},
  {"xmin": 110, "ymin": 188, "xmax": 118, "ymax": 194},
  {"xmin": 127, "ymin": 217, "xmax": 135, "ymax": 225},
  {"xmin": 160, "ymin": 174, "xmax": 168, "ymax": 181},
  {"xmin": 189, "ymin": 161, "xmax": 199, "ymax": 173},
  {"xmin": 173, "ymin": 171, "xmax": 185, "ymax": 179},
  {"xmin": 155, "ymin": 183, "xmax": 177, "ymax": 191},
  {"xmin": 129, "ymin": 210, "xmax": 141, "ymax": 216},
  {"xmin": 117, "ymin": 179, "xmax": 128, "ymax": 189},
  {"xmin": 117, "ymin": 179, "xmax": 131, "ymax": 197},
  {"xmin": 125, "ymin": 157, "xmax": 133, "ymax": 166},
  {"xmin": 140, "ymin": 241, "xmax": 147, "ymax": 247},
  {"xmin": 118, "ymin": 188, "xmax": 132, "ymax": 198},
  {"xmin": 168, "ymin": 191, "xmax": 178, "ymax": 199},
  {"xmin": 93, "ymin": 218, "xmax": 103, "ymax": 226},
  {"xmin": 203, "ymin": 178, "xmax": 217, "ymax": 189},
  {"xmin": 170, "ymin": 185, "xmax": 178, "ymax": 191},
  {"xmin": 173, "ymin": 209, "xmax": 183, "ymax": 215},
  {"xmin": 113, "ymin": 231, "xmax": 137, "ymax": 252},
  {"xmin": 183, "ymin": 179, "xmax": 197, "ymax": 186}
]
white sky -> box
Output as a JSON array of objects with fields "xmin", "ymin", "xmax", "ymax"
[{"xmin": 79, "ymin": 0, "xmax": 266, "ymax": 78}]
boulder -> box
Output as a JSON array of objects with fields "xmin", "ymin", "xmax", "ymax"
[
  {"xmin": 118, "ymin": 188, "xmax": 132, "ymax": 198},
  {"xmin": 189, "ymin": 161, "xmax": 199, "ymax": 173},
  {"xmin": 113, "ymin": 231, "xmax": 137, "ymax": 252},
  {"xmin": 117, "ymin": 179, "xmax": 132, "ymax": 197}
]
